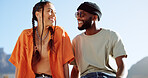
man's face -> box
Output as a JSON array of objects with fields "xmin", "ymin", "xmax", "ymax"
[{"xmin": 75, "ymin": 10, "xmax": 93, "ymax": 30}]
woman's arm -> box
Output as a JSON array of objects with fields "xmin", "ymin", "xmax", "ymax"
[
  {"xmin": 15, "ymin": 68, "xmax": 18, "ymax": 78},
  {"xmin": 63, "ymin": 63, "xmax": 69, "ymax": 78}
]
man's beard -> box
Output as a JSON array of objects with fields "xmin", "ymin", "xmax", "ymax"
[{"xmin": 78, "ymin": 17, "xmax": 92, "ymax": 30}]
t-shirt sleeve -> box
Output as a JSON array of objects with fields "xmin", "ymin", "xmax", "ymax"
[
  {"xmin": 111, "ymin": 32, "xmax": 127, "ymax": 58},
  {"xmin": 62, "ymin": 31, "xmax": 74, "ymax": 64},
  {"xmin": 9, "ymin": 32, "xmax": 23, "ymax": 68}
]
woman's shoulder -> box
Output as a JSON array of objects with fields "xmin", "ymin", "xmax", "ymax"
[
  {"xmin": 21, "ymin": 28, "xmax": 33, "ymax": 36},
  {"xmin": 55, "ymin": 26, "xmax": 65, "ymax": 31},
  {"xmin": 54, "ymin": 26, "xmax": 67, "ymax": 33}
]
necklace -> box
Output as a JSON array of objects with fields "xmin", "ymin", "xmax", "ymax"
[{"xmin": 36, "ymin": 27, "xmax": 49, "ymax": 41}]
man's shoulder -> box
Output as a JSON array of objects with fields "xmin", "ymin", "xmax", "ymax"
[
  {"xmin": 102, "ymin": 28, "xmax": 121, "ymax": 40},
  {"xmin": 72, "ymin": 33, "xmax": 84, "ymax": 42},
  {"xmin": 74, "ymin": 33, "xmax": 84, "ymax": 38},
  {"xmin": 102, "ymin": 28, "xmax": 113, "ymax": 32},
  {"xmin": 101, "ymin": 28, "xmax": 117, "ymax": 35}
]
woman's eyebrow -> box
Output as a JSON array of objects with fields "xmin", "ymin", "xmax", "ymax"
[{"xmin": 47, "ymin": 8, "xmax": 56, "ymax": 11}]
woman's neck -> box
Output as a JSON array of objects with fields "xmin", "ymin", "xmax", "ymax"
[{"xmin": 37, "ymin": 25, "xmax": 49, "ymax": 37}]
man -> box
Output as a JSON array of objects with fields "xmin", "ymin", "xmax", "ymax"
[{"xmin": 71, "ymin": 2, "xmax": 127, "ymax": 78}]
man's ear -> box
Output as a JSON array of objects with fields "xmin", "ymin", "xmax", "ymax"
[{"xmin": 92, "ymin": 15, "xmax": 98, "ymax": 21}]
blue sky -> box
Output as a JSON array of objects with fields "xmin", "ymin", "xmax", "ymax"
[{"xmin": 0, "ymin": 0, "xmax": 148, "ymax": 70}]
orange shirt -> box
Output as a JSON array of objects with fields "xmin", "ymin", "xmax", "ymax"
[{"xmin": 9, "ymin": 26, "xmax": 74, "ymax": 78}]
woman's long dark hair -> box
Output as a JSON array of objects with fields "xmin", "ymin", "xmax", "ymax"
[{"xmin": 32, "ymin": 1, "xmax": 56, "ymax": 66}]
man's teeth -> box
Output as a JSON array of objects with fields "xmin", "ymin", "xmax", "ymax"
[{"xmin": 78, "ymin": 21, "xmax": 83, "ymax": 23}]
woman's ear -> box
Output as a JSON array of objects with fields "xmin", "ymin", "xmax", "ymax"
[{"xmin": 35, "ymin": 12, "xmax": 41, "ymax": 20}]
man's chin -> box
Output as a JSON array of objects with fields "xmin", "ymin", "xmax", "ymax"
[
  {"xmin": 78, "ymin": 23, "xmax": 83, "ymax": 27},
  {"xmin": 78, "ymin": 25, "xmax": 82, "ymax": 28},
  {"xmin": 78, "ymin": 27, "xmax": 85, "ymax": 30}
]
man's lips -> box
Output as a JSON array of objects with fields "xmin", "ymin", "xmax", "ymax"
[{"xmin": 78, "ymin": 20, "xmax": 84, "ymax": 27}]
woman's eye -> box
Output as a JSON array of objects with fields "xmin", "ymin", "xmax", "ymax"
[
  {"xmin": 48, "ymin": 10, "xmax": 52, "ymax": 13},
  {"xmin": 47, "ymin": 9, "xmax": 56, "ymax": 15}
]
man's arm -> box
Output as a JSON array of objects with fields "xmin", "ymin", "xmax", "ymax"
[
  {"xmin": 115, "ymin": 55, "xmax": 127, "ymax": 78},
  {"xmin": 71, "ymin": 65, "xmax": 79, "ymax": 78}
]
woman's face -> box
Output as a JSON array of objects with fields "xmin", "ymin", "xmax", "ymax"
[
  {"xmin": 36, "ymin": 3, "xmax": 56, "ymax": 28},
  {"xmin": 43, "ymin": 3, "xmax": 56, "ymax": 27}
]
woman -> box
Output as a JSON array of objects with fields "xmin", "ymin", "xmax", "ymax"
[{"xmin": 9, "ymin": 1, "xmax": 74, "ymax": 78}]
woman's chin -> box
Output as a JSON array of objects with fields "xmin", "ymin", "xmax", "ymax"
[{"xmin": 46, "ymin": 25, "xmax": 51, "ymax": 28}]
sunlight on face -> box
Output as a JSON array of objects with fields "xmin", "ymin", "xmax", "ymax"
[{"xmin": 44, "ymin": 3, "xmax": 56, "ymax": 27}]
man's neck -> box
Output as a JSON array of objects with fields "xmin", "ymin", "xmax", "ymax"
[{"xmin": 85, "ymin": 22, "xmax": 100, "ymax": 35}]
